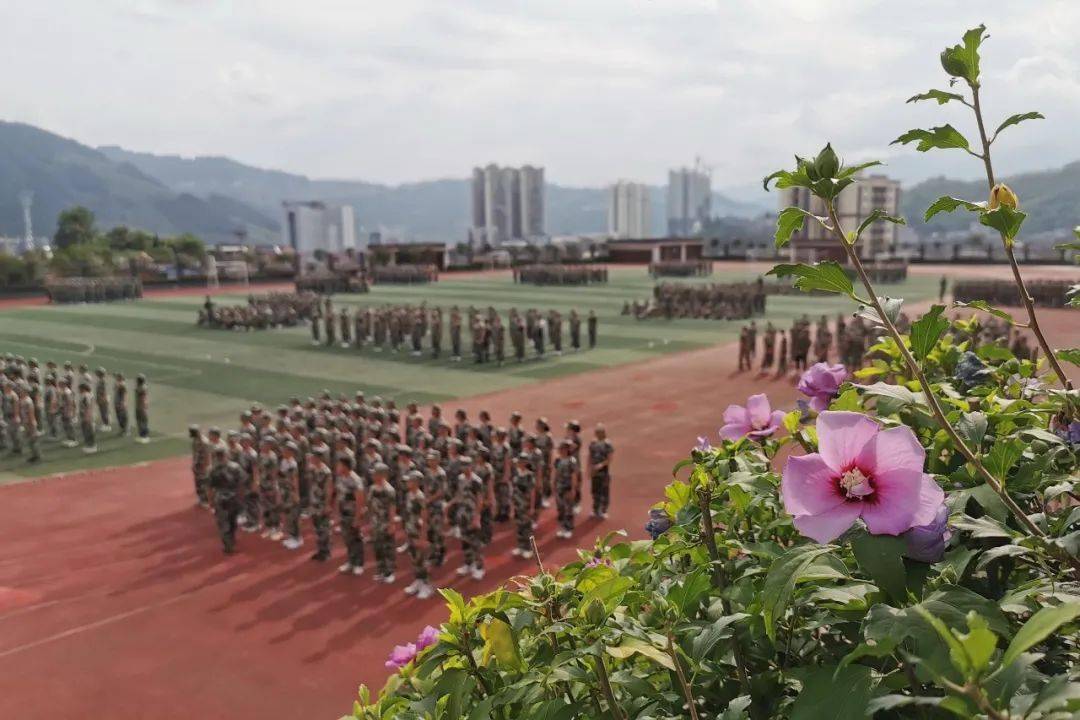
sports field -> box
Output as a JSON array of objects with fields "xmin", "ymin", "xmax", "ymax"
[{"xmin": 0, "ymin": 265, "xmax": 938, "ymax": 482}]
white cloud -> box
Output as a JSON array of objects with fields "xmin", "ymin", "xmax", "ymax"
[{"xmin": 1, "ymin": 0, "xmax": 1077, "ymax": 190}]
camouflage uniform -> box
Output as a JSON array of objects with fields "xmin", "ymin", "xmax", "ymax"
[
  {"xmin": 94, "ymin": 371, "xmax": 110, "ymax": 429},
  {"xmin": 309, "ymin": 456, "xmax": 334, "ymax": 559},
  {"xmin": 134, "ymin": 377, "xmax": 150, "ymax": 441},
  {"xmin": 279, "ymin": 452, "xmax": 302, "ymax": 541},
  {"xmin": 511, "ymin": 460, "xmax": 536, "ymax": 553},
  {"xmin": 491, "ymin": 439, "xmax": 512, "ymax": 521},
  {"xmin": 554, "ymin": 453, "xmax": 578, "ymax": 533},
  {"xmin": 259, "ymin": 447, "xmax": 280, "ymax": 531},
  {"xmin": 336, "ymin": 468, "xmax": 365, "ymax": 569},
  {"xmin": 423, "ymin": 459, "xmax": 448, "ymax": 566},
  {"xmin": 78, "ymin": 387, "xmax": 95, "ymax": 449},
  {"xmin": 114, "ymin": 376, "xmax": 128, "ymax": 435},
  {"xmin": 457, "ymin": 470, "xmax": 484, "ymax": 571},
  {"xmin": 405, "ymin": 484, "xmax": 428, "ymax": 582},
  {"xmin": 588, "ymin": 437, "xmax": 614, "ymax": 516},
  {"xmin": 191, "ymin": 429, "xmax": 211, "ymax": 505},
  {"xmin": 368, "ymin": 475, "xmax": 397, "ymax": 578},
  {"xmin": 209, "ymin": 453, "xmax": 242, "ymax": 553},
  {"xmin": 19, "ymin": 388, "xmax": 40, "ymax": 462}
]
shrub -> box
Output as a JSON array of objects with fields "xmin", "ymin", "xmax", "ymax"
[{"xmin": 347, "ymin": 24, "xmax": 1079, "ymax": 720}]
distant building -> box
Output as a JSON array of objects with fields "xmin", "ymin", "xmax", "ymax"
[
  {"xmin": 667, "ymin": 167, "xmax": 711, "ymax": 236},
  {"xmin": 608, "ymin": 181, "xmax": 651, "ymax": 239},
  {"xmin": 471, "ymin": 164, "xmax": 545, "ymax": 246},
  {"xmin": 281, "ymin": 201, "xmax": 357, "ymax": 259},
  {"xmin": 781, "ymin": 174, "xmax": 902, "ymax": 261}
]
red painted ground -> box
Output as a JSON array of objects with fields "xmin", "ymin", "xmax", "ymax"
[{"xmin": 0, "ymin": 307, "xmax": 1076, "ymax": 720}]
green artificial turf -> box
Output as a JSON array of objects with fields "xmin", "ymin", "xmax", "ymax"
[{"xmin": 0, "ymin": 266, "xmax": 938, "ymax": 482}]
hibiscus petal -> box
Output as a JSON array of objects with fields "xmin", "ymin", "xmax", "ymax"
[
  {"xmin": 769, "ymin": 410, "xmax": 786, "ymax": 431},
  {"xmin": 792, "ymin": 502, "xmax": 862, "ymax": 543},
  {"xmin": 722, "ymin": 404, "xmax": 751, "ymax": 427},
  {"xmin": 910, "ymin": 474, "xmax": 946, "ymax": 527},
  {"xmin": 817, "ymin": 411, "xmax": 879, "ymax": 471},
  {"xmin": 859, "ymin": 467, "xmax": 923, "ymax": 535},
  {"xmin": 856, "ymin": 425, "xmax": 926, "ymax": 477},
  {"xmin": 782, "ymin": 453, "xmax": 845, "ymax": 515},
  {"xmin": 719, "ymin": 422, "xmax": 751, "ymax": 440},
  {"xmin": 746, "ymin": 394, "xmax": 772, "ymax": 428}
]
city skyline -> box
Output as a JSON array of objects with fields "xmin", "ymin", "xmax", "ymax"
[{"xmin": 4, "ymin": 2, "xmax": 1080, "ymax": 196}]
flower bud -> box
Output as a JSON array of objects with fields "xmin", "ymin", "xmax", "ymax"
[{"xmin": 988, "ymin": 183, "xmax": 1019, "ymax": 210}]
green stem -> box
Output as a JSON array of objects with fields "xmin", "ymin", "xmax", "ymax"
[
  {"xmin": 971, "ymin": 85, "xmax": 1073, "ymax": 392},
  {"xmin": 667, "ymin": 633, "xmax": 701, "ymax": 720},
  {"xmin": 593, "ymin": 653, "xmax": 627, "ymax": 720}
]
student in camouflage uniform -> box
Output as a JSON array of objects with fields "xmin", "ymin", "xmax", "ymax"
[
  {"xmin": 93, "ymin": 368, "xmax": 111, "ymax": 431},
  {"xmin": 510, "ymin": 454, "xmax": 536, "ymax": 558},
  {"xmin": 114, "ymin": 373, "xmax": 129, "ymax": 436},
  {"xmin": 554, "ymin": 440, "xmax": 578, "ymax": 538},
  {"xmin": 17, "ymin": 382, "xmax": 40, "ymax": 463},
  {"xmin": 569, "ymin": 310, "xmax": 582, "ymax": 352},
  {"xmin": 78, "ymin": 382, "xmax": 97, "ymax": 453},
  {"xmin": 209, "ymin": 446, "xmax": 242, "ymax": 554},
  {"xmin": 190, "ymin": 425, "xmax": 211, "ymax": 507},
  {"xmin": 258, "ymin": 437, "xmax": 281, "ymax": 540},
  {"xmin": 402, "ymin": 470, "xmax": 433, "ymax": 598},
  {"xmin": 455, "ymin": 456, "xmax": 486, "ymax": 580},
  {"xmin": 335, "ymin": 456, "xmax": 365, "ymax": 575},
  {"xmin": 2, "ymin": 381, "xmax": 19, "ymax": 454},
  {"xmin": 311, "ymin": 308, "xmax": 322, "ymax": 345},
  {"xmin": 449, "ymin": 308, "xmax": 463, "ymax": 361},
  {"xmin": 564, "ymin": 421, "xmax": 584, "ymax": 514},
  {"xmin": 587, "ymin": 310, "xmax": 598, "ymax": 349},
  {"xmin": 368, "ymin": 462, "xmax": 397, "ymax": 583},
  {"xmin": 308, "ymin": 446, "xmax": 333, "ymax": 561},
  {"xmin": 134, "ymin": 374, "xmax": 150, "ymax": 443},
  {"xmin": 59, "ymin": 377, "xmax": 77, "ymax": 447},
  {"xmin": 238, "ymin": 433, "xmax": 260, "ymax": 531},
  {"xmin": 43, "ymin": 375, "xmax": 59, "ymax": 440},
  {"xmin": 534, "ymin": 418, "xmax": 553, "ymax": 508},
  {"xmin": 587, "ymin": 424, "xmax": 614, "ymax": 518},
  {"xmin": 279, "ymin": 442, "xmax": 304, "ymax": 550},
  {"xmin": 490, "ymin": 428, "xmax": 512, "ymax": 521},
  {"xmin": 474, "ymin": 449, "xmax": 495, "ymax": 545},
  {"xmin": 422, "ymin": 450, "xmax": 447, "ymax": 567}
]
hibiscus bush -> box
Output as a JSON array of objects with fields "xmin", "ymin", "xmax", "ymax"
[{"xmin": 345, "ymin": 26, "xmax": 1079, "ymax": 720}]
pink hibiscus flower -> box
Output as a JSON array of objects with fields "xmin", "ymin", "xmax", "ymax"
[
  {"xmin": 385, "ymin": 642, "xmax": 417, "ymax": 671},
  {"xmin": 780, "ymin": 411, "xmax": 944, "ymax": 543},
  {"xmin": 719, "ymin": 394, "xmax": 786, "ymax": 441},
  {"xmin": 797, "ymin": 362, "xmax": 849, "ymax": 413},
  {"xmin": 415, "ymin": 625, "xmax": 440, "ymax": 651}
]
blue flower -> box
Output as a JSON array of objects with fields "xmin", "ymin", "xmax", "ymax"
[
  {"xmin": 953, "ymin": 351, "xmax": 993, "ymax": 388},
  {"xmin": 645, "ymin": 508, "xmax": 672, "ymax": 540}
]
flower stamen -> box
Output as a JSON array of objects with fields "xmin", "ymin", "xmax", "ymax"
[{"xmin": 840, "ymin": 468, "xmax": 873, "ymax": 499}]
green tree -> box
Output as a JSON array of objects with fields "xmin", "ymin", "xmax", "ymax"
[{"xmin": 53, "ymin": 206, "xmax": 97, "ymax": 250}]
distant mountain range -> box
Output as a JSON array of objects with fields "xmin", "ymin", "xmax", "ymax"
[{"xmin": 2, "ymin": 120, "xmax": 1078, "ymax": 246}]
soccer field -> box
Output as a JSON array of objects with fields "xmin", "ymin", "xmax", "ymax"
[{"xmin": 0, "ymin": 266, "xmax": 938, "ymax": 481}]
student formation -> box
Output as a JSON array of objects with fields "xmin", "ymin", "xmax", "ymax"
[
  {"xmin": 190, "ymin": 395, "xmax": 614, "ymax": 600},
  {"xmin": 2, "ymin": 354, "xmax": 150, "ymax": 462}
]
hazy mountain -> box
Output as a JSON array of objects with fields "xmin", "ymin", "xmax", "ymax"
[
  {"xmin": 99, "ymin": 145, "xmax": 770, "ymax": 242},
  {"xmin": 901, "ymin": 162, "xmax": 1080, "ymax": 240},
  {"xmin": 0, "ymin": 121, "xmax": 279, "ymax": 245}
]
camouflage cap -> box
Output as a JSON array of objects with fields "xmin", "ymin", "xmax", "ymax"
[
  {"xmin": 405, "ymin": 470, "xmax": 424, "ymax": 484},
  {"xmin": 425, "ymin": 450, "xmax": 441, "ymax": 461},
  {"xmin": 372, "ymin": 462, "xmax": 390, "ymax": 475}
]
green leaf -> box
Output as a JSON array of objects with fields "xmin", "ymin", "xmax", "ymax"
[
  {"xmin": 854, "ymin": 208, "xmax": 906, "ymax": 243},
  {"xmin": 924, "ymin": 195, "xmax": 984, "ymax": 221},
  {"xmin": 775, "ymin": 206, "xmax": 822, "ymax": 249},
  {"xmin": 850, "ymin": 532, "xmax": 908, "ymax": 603},
  {"xmin": 914, "ymin": 606, "xmax": 972, "ymax": 676},
  {"xmin": 907, "ymin": 89, "xmax": 967, "ymax": 105},
  {"xmin": 954, "ymin": 300, "xmax": 1016, "ymax": 324},
  {"xmin": 939, "ymin": 24, "xmax": 986, "ymax": 86},
  {"xmin": 790, "ymin": 665, "xmax": 873, "ymax": 720},
  {"xmin": 957, "ymin": 612, "xmax": 998, "ymax": 676},
  {"xmin": 955, "ymin": 412, "xmax": 988, "ymax": 449},
  {"xmin": 984, "ymin": 437, "xmax": 1023, "ymax": 482},
  {"xmin": 666, "ymin": 567, "xmax": 711, "ymax": 614},
  {"xmin": 993, "ymin": 111, "xmax": 1044, "ymax": 138},
  {"xmin": 767, "ymin": 261, "xmax": 856, "ymax": 299},
  {"xmin": 1056, "ymin": 348, "xmax": 1080, "ymax": 367},
  {"xmin": 836, "ymin": 159, "xmax": 883, "ymax": 179},
  {"xmin": 1055, "ymin": 240, "xmax": 1080, "ymax": 252},
  {"xmin": 892, "ymin": 125, "xmax": 971, "ymax": 153},
  {"xmin": 980, "ymin": 206, "xmax": 1027, "ymax": 242},
  {"xmin": 909, "ymin": 305, "xmax": 949, "ymax": 362},
  {"xmin": 480, "ymin": 618, "xmax": 523, "ymax": 670},
  {"xmin": 690, "ymin": 614, "xmax": 749, "ymax": 662},
  {"xmin": 606, "ymin": 637, "xmax": 675, "ymax": 670},
  {"xmin": 998, "ymin": 602, "xmax": 1080, "ymax": 671},
  {"xmin": 762, "ymin": 545, "xmax": 834, "ymax": 640}
]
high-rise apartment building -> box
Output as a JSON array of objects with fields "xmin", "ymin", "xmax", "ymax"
[
  {"xmin": 780, "ymin": 174, "xmax": 902, "ymax": 261},
  {"xmin": 471, "ymin": 164, "xmax": 545, "ymax": 246},
  {"xmin": 281, "ymin": 201, "xmax": 357, "ymax": 258},
  {"xmin": 666, "ymin": 167, "xmax": 711, "ymax": 236},
  {"xmin": 608, "ymin": 181, "xmax": 651, "ymax": 238}
]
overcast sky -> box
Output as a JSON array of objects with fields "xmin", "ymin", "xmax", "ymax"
[{"xmin": 4, "ymin": 0, "xmax": 1079, "ymax": 197}]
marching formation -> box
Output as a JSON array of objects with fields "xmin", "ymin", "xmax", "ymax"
[
  {"xmin": 1, "ymin": 354, "xmax": 151, "ymax": 461},
  {"xmin": 736, "ymin": 314, "xmax": 889, "ymax": 374},
  {"xmin": 45, "ymin": 277, "xmax": 143, "ymax": 304},
  {"xmin": 191, "ymin": 394, "xmax": 615, "ymax": 599},
  {"xmin": 198, "ymin": 292, "xmax": 320, "ymax": 330},
  {"xmin": 624, "ymin": 280, "xmax": 767, "ymax": 320},
  {"xmin": 512, "ymin": 265, "xmax": 609, "ymax": 285},
  {"xmin": 308, "ymin": 299, "xmax": 600, "ymax": 363},
  {"xmin": 371, "ymin": 265, "xmax": 439, "ymax": 284}
]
